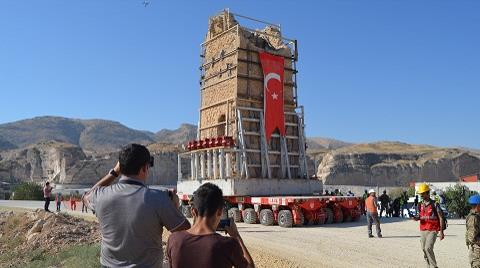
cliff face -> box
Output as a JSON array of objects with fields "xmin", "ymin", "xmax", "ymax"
[
  {"xmin": 0, "ymin": 141, "xmax": 184, "ymax": 186},
  {"xmin": 0, "ymin": 141, "xmax": 85, "ymax": 184},
  {"xmin": 316, "ymin": 142, "xmax": 480, "ymax": 186}
]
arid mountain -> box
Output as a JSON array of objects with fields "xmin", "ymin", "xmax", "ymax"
[
  {"xmin": 1, "ymin": 117, "xmax": 479, "ymax": 187},
  {"xmin": 0, "ymin": 117, "xmax": 196, "ymax": 155},
  {"xmin": 307, "ymin": 137, "xmax": 353, "ymax": 151},
  {"xmin": 155, "ymin": 124, "xmax": 196, "ymax": 145}
]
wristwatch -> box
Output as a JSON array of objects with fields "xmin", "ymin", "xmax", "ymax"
[{"xmin": 109, "ymin": 169, "xmax": 119, "ymax": 178}]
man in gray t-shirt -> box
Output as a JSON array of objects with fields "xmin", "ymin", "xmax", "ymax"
[{"xmin": 84, "ymin": 144, "xmax": 190, "ymax": 268}]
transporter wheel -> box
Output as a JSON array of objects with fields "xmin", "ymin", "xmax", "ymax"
[
  {"xmin": 295, "ymin": 211, "xmax": 305, "ymax": 227},
  {"xmin": 317, "ymin": 210, "xmax": 326, "ymax": 225},
  {"xmin": 181, "ymin": 205, "xmax": 192, "ymax": 218},
  {"xmin": 278, "ymin": 210, "xmax": 293, "ymax": 228},
  {"xmin": 228, "ymin": 208, "xmax": 242, "ymax": 223},
  {"xmin": 243, "ymin": 208, "xmax": 257, "ymax": 224},
  {"xmin": 259, "ymin": 209, "xmax": 274, "ymax": 226},
  {"xmin": 324, "ymin": 208, "xmax": 334, "ymax": 224},
  {"xmin": 343, "ymin": 210, "xmax": 352, "ymax": 222},
  {"xmin": 334, "ymin": 208, "xmax": 344, "ymax": 223}
]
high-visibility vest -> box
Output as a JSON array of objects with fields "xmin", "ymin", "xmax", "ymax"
[
  {"xmin": 419, "ymin": 202, "xmax": 440, "ymax": 231},
  {"xmin": 366, "ymin": 196, "xmax": 378, "ymax": 213}
]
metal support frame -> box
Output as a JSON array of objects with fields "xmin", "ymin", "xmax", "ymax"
[
  {"xmin": 259, "ymin": 111, "xmax": 272, "ymax": 178},
  {"xmin": 236, "ymin": 109, "xmax": 249, "ymax": 178},
  {"xmin": 297, "ymin": 106, "xmax": 308, "ymax": 178},
  {"xmin": 280, "ymin": 136, "xmax": 292, "ymax": 179}
]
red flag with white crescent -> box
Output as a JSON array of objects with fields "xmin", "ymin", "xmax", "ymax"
[{"xmin": 259, "ymin": 52, "xmax": 286, "ymax": 142}]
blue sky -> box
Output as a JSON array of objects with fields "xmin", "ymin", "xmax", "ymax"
[{"xmin": 0, "ymin": 1, "xmax": 479, "ymax": 148}]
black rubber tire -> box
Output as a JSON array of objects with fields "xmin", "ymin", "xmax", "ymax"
[
  {"xmin": 259, "ymin": 209, "xmax": 274, "ymax": 226},
  {"xmin": 243, "ymin": 208, "xmax": 257, "ymax": 224},
  {"xmin": 295, "ymin": 211, "xmax": 305, "ymax": 227},
  {"xmin": 278, "ymin": 210, "xmax": 293, "ymax": 228},
  {"xmin": 317, "ymin": 209, "xmax": 326, "ymax": 225},
  {"xmin": 181, "ymin": 205, "xmax": 192, "ymax": 218},
  {"xmin": 324, "ymin": 208, "xmax": 334, "ymax": 224},
  {"xmin": 334, "ymin": 208, "xmax": 344, "ymax": 223},
  {"xmin": 228, "ymin": 208, "xmax": 242, "ymax": 223},
  {"xmin": 343, "ymin": 210, "xmax": 352, "ymax": 222}
]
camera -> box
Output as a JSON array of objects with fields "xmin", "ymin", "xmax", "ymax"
[
  {"xmin": 217, "ymin": 218, "xmax": 232, "ymax": 231},
  {"xmin": 216, "ymin": 206, "xmax": 232, "ymax": 231}
]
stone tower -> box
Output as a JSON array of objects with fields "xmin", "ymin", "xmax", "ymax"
[{"xmin": 178, "ymin": 10, "xmax": 321, "ymax": 196}]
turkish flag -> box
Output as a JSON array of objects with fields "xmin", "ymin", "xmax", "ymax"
[{"xmin": 259, "ymin": 52, "xmax": 286, "ymax": 142}]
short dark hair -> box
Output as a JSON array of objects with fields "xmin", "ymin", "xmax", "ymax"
[
  {"xmin": 192, "ymin": 183, "xmax": 224, "ymax": 217},
  {"xmin": 119, "ymin": 144, "xmax": 151, "ymax": 176},
  {"xmin": 46, "ymin": 181, "xmax": 50, "ymax": 185}
]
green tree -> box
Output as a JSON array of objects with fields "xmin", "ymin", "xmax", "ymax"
[
  {"xmin": 12, "ymin": 182, "xmax": 44, "ymax": 200},
  {"xmin": 407, "ymin": 187, "xmax": 416, "ymax": 198},
  {"xmin": 444, "ymin": 184, "xmax": 476, "ymax": 218}
]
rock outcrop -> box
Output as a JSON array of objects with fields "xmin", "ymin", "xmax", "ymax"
[
  {"xmin": 0, "ymin": 141, "xmax": 86, "ymax": 184},
  {"xmin": 316, "ymin": 142, "xmax": 480, "ymax": 186},
  {"xmin": 0, "ymin": 141, "xmax": 185, "ymax": 186}
]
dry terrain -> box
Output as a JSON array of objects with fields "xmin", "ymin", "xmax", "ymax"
[{"xmin": 0, "ymin": 203, "xmax": 469, "ymax": 268}]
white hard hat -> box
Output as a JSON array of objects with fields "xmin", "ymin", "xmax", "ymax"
[{"xmin": 368, "ymin": 189, "xmax": 376, "ymax": 194}]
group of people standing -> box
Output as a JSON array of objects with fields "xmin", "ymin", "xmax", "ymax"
[{"xmin": 42, "ymin": 184, "xmax": 91, "ymax": 213}]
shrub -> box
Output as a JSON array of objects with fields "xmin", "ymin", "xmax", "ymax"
[
  {"xmin": 444, "ymin": 184, "xmax": 477, "ymax": 218},
  {"xmin": 12, "ymin": 182, "xmax": 44, "ymax": 200}
]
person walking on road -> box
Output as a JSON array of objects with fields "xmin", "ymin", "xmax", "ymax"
[
  {"xmin": 361, "ymin": 190, "xmax": 369, "ymax": 215},
  {"xmin": 55, "ymin": 192, "xmax": 62, "ymax": 212},
  {"xmin": 83, "ymin": 143, "xmax": 190, "ymax": 267},
  {"xmin": 413, "ymin": 183, "xmax": 445, "ymax": 268},
  {"xmin": 70, "ymin": 194, "xmax": 77, "ymax": 211},
  {"xmin": 379, "ymin": 190, "xmax": 390, "ymax": 218},
  {"xmin": 466, "ymin": 195, "xmax": 480, "ymax": 268},
  {"xmin": 414, "ymin": 195, "xmax": 419, "ymax": 214},
  {"xmin": 43, "ymin": 181, "xmax": 53, "ymax": 212},
  {"xmin": 365, "ymin": 189, "xmax": 382, "ymax": 238},
  {"xmin": 400, "ymin": 191, "xmax": 408, "ymax": 218},
  {"xmin": 81, "ymin": 192, "xmax": 88, "ymax": 213}
]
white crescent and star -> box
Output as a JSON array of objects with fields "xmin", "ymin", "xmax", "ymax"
[{"xmin": 264, "ymin": 72, "xmax": 281, "ymax": 101}]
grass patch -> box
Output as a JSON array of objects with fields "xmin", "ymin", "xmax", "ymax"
[{"xmin": 23, "ymin": 243, "xmax": 101, "ymax": 268}]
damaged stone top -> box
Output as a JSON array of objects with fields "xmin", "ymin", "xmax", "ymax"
[{"xmin": 206, "ymin": 10, "xmax": 292, "ymax": 57}]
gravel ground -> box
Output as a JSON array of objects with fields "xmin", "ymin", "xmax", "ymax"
[{"xmin": 239, "ymin": 217, "xmax": 468, "ymax": 268}]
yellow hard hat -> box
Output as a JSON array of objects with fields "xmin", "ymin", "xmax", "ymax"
[{"xmin": 417, "ymin": 183, "xmax": 430, "ymax": 194}]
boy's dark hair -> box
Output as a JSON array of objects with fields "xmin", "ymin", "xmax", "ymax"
[
  {"xmin": 46, "ymin": 182, "xmax": 50, "ymax": 185},
  {"xmin": 192, "ymin": 183, "xmax": 224, "ymax": 217},
  {"xmin": 119, "ymin": 144, "xmax": 151, "ymax": 176}
]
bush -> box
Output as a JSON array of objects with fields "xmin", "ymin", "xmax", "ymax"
[
  {"xmin": 12, "ymin": 182, "xmax": 44, "ymax": 200},
  {"xmin": 444, "ymin": 184, "xmax": 477, "ymax": 218},
  {"xmin": 407, "ymin": 187, "xmax": 416, "ymax": 198}
]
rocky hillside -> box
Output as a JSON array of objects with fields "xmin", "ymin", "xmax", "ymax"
[
  {"xmin": 1, "ymin": 116, "xmax": 479, "ymax": 187},
  {"xmin": 155, "ymin": 123, "xmax": 196, "ymax": 145},
  {"xmin": 315, "ymin": 142, "xmax": 480, "ymax": 186},
  {"xmin": 0, "ymin": 140, "xmax": 187, "ymax": 186},
  {"xmin": 0, "ymin": 116, "xmax": 196, "ymax": 154},
  {"xmin": 307, "ymin": 137, "xmax": 353, "ymax": 151}
]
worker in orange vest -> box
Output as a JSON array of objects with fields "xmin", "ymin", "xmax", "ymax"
[
  {"xmin": 413, "ymin": 183, "xmax": 445, "ymax": 268},
  {"xmin": 365, "ymin": 189, "xmax": 382, "ymax": 238}
]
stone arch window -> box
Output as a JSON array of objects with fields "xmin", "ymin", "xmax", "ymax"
[{"xmin": 217, "ymin": 114, "xmax": 226, "ymax": 137}]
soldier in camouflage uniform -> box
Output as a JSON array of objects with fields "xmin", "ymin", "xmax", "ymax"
[{"xmin": 467, "ymin": 195, "xmax": 480, "ymax": 268}]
